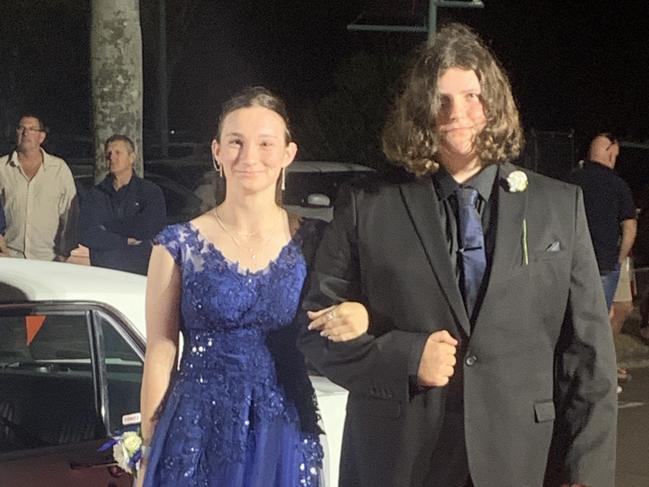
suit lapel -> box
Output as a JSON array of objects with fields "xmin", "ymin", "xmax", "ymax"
[
  {"xmin": 479, "ymin": 163, "xmax": 528, "ymax": 314},
  {"xmin": 399, "ymin": 180, "xmax": 471, "ymax": 335}
]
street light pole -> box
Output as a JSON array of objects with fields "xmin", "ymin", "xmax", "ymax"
[
  {"xmin": 158, "ymin": 0, "xmax": 169, "ymax": 158},
  {"xmin": 348, "ymin": 0, "xmax": 484, "ymax": 40},
  {"xmin": 428, "ymin": 0, "xmax": 437, "ymax": 45},
  {"xmin": 428, "ymin": 0, "xmax": 484, "ymax": 45}
]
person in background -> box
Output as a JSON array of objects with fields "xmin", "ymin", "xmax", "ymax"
[
  {"xmin": 569, "ymin": 134, "xmax": 637, "ymax": 394},
  {"xmin": 632, "ymin": 203, "xmax": 649, "ymax": 344},
  {"xmin": 0, "ymin": 114, "xmax": 78, "ymax": 260},
  {"xmin": 79, "ymin": 134, "xmax": 166, "ymax": 275},
  {"xmin": 569, "ymin": 133, "xmax": 637, "ymax": 310},
  {"xmin": 299, "ymin": 23, "xmax": 617, "ymax": 487},
  {"xmin": 609, "ymin": 256, "xmax": 634, "ymax": 389}
]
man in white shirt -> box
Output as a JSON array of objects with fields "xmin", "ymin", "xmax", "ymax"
[{"xmin": 0, "ymin": 114, "xmax": 78, "ymax": 261}]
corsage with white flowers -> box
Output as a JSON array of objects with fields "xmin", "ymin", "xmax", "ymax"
[{"xmin": 99, "ymin": 428, "xmax": 146, "ymax": 476}]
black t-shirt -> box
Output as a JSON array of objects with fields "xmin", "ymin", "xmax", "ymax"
[{"xmin": 568, "ymin": 161, "xmax": 635, "ymax": 272}]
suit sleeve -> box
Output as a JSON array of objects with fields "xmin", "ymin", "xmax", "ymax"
[
  {"xmin": 297, "ymin": 186, "xmax": 430, "ymax": 403},
  {"xmin": 554, "ymin": 187, "xmax": 617, "ymax": 486}
]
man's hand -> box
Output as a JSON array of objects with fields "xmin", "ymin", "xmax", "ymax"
[
  {"xmin": 417, "ymin": 330, "xmax": 458, "ymax": 387},
  {"xmin": 127, "ymin": 237, "xmax": 142, "ymax": 246}
]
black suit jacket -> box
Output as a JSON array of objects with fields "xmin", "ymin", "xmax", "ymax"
[{"xmin": 298, "ymin": 162, "xmax": 617, "ymax": 487}]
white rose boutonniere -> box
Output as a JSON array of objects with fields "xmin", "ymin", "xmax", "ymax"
[
  {"xmin": 504, "ymin": 170, "xmax": 530, "ymax": 265},
  {"xmin": 506, "ymin": 170, "xmax": 528, "ymax": 192}
]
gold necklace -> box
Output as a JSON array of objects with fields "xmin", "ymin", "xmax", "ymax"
[{"xmin": 212, "ymin": 208, "xmax": 281, "ymax": 261}]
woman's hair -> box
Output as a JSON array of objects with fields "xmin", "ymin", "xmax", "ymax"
[
  {"xmin": 215, "ymin": 86, "xmax": 292, "ymax": 144},
  {"xmin": 382, "ymin": 23, "xmax": 524, "ymax": 176}
]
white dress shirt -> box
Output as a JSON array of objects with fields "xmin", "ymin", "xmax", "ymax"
[{"xmin": 0, "ymin": 149, "xmax": 78, "ymax": 260}]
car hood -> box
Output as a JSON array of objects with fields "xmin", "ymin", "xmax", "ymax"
[{"xmin": 0, "ymin": 259, "xmax": 147, "ymax": 337}]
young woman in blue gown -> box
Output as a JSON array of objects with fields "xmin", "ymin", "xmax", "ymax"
[{"xmin": 139, "ymin": 87, "xmax": 369, "ymax": 487}]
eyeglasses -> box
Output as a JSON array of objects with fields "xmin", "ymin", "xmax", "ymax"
[{"xmin": 16, "ymin": 126, "xmax": 43, "ymax": 134}]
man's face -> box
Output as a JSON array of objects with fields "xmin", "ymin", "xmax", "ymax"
[
  {"xmin": 435, "ymin": 68, "xmax": 487, "ymax": 163},
  {"xmin": 106, "ymin": 140, "xmax": 135, "ymax": 178},
  {"xmin": 16, "ymin": 116, "xmax": 46, "ymax": 151}
]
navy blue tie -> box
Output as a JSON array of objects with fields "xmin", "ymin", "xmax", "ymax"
[{"xmin": 456, "ymin": 187, "xmax": 486, "ymax": 319}]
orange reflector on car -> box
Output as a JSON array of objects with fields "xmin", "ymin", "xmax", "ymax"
[{"xmin": 25, "ymin": 315, "xmax": 46, "ymax": 345}]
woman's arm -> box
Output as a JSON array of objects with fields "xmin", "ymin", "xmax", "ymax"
[{"xmin": 139, "ymin": 245, "xmax": 182, "ymax": 476}]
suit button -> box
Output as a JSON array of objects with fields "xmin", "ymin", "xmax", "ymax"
[{"xmin": 465, "ymin": 355, "xmax": 477, "ymax": 366}]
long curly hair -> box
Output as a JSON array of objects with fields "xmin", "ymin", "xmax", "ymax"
[{"xmin": 382, "ymin": 23, "xmax": 524, "ymax": 176}]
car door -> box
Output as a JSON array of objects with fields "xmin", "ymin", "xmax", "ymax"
[{"xmin": 0, "ymin": 302, "xmax": 143, "ymax": 487}]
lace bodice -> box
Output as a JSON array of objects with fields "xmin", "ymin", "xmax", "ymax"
[{"xmin": 158, "ymin": 222, "xmax": 308, "ymax": 333}]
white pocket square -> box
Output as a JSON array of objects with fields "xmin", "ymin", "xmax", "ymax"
[{"xmin": 545, "ymin": 241, "xmax": 561, "ymax": 252}]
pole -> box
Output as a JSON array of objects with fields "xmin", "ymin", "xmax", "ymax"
[
  {"xmin": 428, "ymin": 0, "xmax": 437, "ymax": 45},
  {"xmin": 158, "ymin": 0, "xmax": 169, "ymax": 158}
]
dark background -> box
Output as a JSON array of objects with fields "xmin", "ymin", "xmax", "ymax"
[{"xmin": 1, "ymin": 1, "xmax": 648, "ymax": 173}]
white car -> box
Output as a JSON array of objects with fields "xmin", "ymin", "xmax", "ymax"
[{"xmin": 0, "ymin": 259, "xmax": 347, "ymax": 487}]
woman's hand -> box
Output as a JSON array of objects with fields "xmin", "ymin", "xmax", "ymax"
[
  {"xmin": 135, "ymin": 465, "xmax": 146, "ymax": 487},
  {"xmin": 307, "ymin": 302, "xmax": 369, "ymax": 342}
]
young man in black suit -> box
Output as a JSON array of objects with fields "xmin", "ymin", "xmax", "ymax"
[{"xmin": 299, "ymin": 24, "xmax": 616, "ymax": 487}]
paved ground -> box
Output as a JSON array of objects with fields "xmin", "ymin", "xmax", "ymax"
[
  {"xmin": 616, "ymin": 366, "xmax": 649, "ymax": 486},
  {"xmin": 613, "ymin": 305, "xmax": 649, "ymax": 369},
  {"xmin": 603, "ymin": 306, "xmax": 649, "ymax": 486}
]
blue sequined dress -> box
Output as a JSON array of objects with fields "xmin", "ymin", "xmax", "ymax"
[{"xmin": 143, "ymin": 221, "xmax": 323, "ymax": 487}]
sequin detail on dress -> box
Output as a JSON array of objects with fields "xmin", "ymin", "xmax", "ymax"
[{"xmin": 143, "ymin": 222, "xmax": 323, "ymax": 487}]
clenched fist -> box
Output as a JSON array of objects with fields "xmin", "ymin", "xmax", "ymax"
[{"xmin": 417, "ymin": 330, "xmax": 458, "ymax": 387}]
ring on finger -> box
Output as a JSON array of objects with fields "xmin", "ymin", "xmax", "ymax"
[{"xmin": 327, "ymin": 310, "xmax": 336, "ymax": 321}]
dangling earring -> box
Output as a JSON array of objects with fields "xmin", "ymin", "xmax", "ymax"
[
  {"xmin": 212, "ymin": 156, "xmax": 223, "ymax": 178},
  {"xmin": 280, "ymin": 167, "xmax": 286, "ymax": 191}
]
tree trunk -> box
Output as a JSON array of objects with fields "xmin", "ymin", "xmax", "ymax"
[{"xmin": 91, "ymin": 0, "xmax": 143, "ymax": 181}]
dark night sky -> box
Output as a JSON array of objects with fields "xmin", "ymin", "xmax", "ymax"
[
  {"xmin": 170, "ymin": 1, "xmax": 649, "ymax": 137},
  {"xmin": 3, "ymin": 1, "xmax": 649, "ymax": 160}
]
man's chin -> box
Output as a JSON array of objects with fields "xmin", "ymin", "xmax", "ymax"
[{"xmin": 440, "ymin": 142, "xmax": 476, "ymax": 159}]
